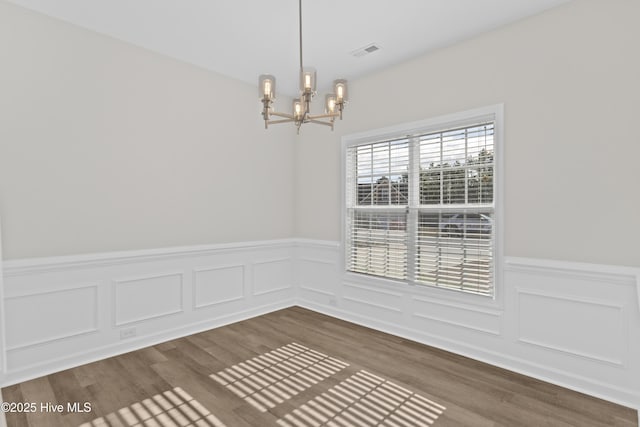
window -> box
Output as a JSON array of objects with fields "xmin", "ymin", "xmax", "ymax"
[{"xmin": 344, "ymin": 106, "xmax": 500, "ymax": 297}]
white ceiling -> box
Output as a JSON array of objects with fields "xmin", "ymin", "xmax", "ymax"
[{"xmin": 7, "ymin": 0, "xmax": 570, "ymax": 97}]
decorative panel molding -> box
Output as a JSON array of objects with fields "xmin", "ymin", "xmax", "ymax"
[
  {"xmin": 517, "ymin": 289, "xmax": 626, "ymax": 366},
  {"xmin": 411, "ymin": 295, "xmax": 502, "ymax": 336},
  {"xmin": 1, "ymin": 240, "xmax": 297, "ymax": 387},
  {"xmin": 193, "ymin": 264, "xmax": 245, "ymax": 309},
  {"xmin": 298, "ymin": 258, "xmax": 335, "ymax": 285},
  {"xmin": 343, "ymin": 282, "xmax": 403, "ymax": 299},
  {"xmin": 5, "ymin": 284, "xmax": 98, "ymax": 350},
  {"xmin": 1, "ymin": 240, "xmax": 638, "ymax": 412},
  {"xmin": 341, "ymin": 282, "xmax": 403, "ymax": 315},
  {"xmin": 298, "ymin": 257, "xmax": 338, "ymax": 300},
  {"xmin": 253, "ymin": 258, "xmax": 293, "ymax": 296},
  {"xmin": 338, "ymin": 283, "xmax": 402, "ymax": 322},
  {"xmin": 296, "ymin": 241, "xmax": 640, "ymax": 411},
  {"xmin": 341, "ymin": 296, "xmax": 403, "ymax": 314},
  {"xmin": 299, "ymin": 286, "xmax": 334, "ymax": 297},
  {"xmin": 113, "ymin": 272, "xmax": 184, "ymax": 326}
]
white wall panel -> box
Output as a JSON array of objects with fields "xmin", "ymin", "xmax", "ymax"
[
  {"xmin": 253, "ymin": 258, "xmax": 293, "ymax": 296},
  {"xmin": 517, "ymin": 290, "xmax": 625, "ymax": 366},
  {"xmin": 298, "ymin": 258, "xmax": 336, "ymax": 296},
  {"xmin": 114, "ymin": 273, "xmax": 183, "ymax": 326},
  {"xmin": 296, "ymin": 241, "xmax": 341, "ymax": 307},
  {"xmin": 411, "ymin": 296, "xmax": 502, "ymax": 336},
  {"xmin": 342, "ymin": 282, "xmax": 404, "ymax": 321},
  {"xmin": 193, "ymin": 265, "xmax": 245, "ymax": 309},
  {"xmin": 5, "ymin": 285, "xmax": 98, "ymax": 350}
]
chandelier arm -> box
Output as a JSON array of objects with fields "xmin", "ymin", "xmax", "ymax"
[
  {"xmin": 307, "ymin": 113, "xmax": 339, "ymax": 120},
  {"xmin": 268, "ymin": 118, "xmax": 297, "ymax": 125},
  {"xmin": 270, "ymin": 111, "xmax": 296, "ymax": 119}
]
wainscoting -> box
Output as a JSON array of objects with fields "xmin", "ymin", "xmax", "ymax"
[
  {"xmin": 295, "ymin": 240, "xmax": 640, "ymax": 412},
  {"xmin": 0, "ymin": 240, "xmax": 296, "ymax": 386},
  {"xmin": 1, "ymin": 238, "xmax": 639, "ymax": 413}
]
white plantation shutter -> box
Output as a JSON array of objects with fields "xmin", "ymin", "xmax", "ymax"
[{"xmin": 345, "ymin": 118, "xmax": 496, "ymax": 297}]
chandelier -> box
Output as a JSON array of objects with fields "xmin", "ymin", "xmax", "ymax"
[{"xmin": 259, "ymin": 0, "xmax": 348, "ymax": 133}]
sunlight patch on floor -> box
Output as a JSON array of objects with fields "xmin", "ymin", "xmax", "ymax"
[
  {"xmin": 210, "ymin": 342, "xmax": 349, "ymax": 412},
  {"xmin": 79, "ymin": 387, "xmax": 225, "ymax": 427},
  {"xmin": 277, "ymin": 370, "xmax": 446, "ymax": 427}
]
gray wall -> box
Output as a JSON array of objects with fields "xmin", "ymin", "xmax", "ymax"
[
  {"xmin": 294, "ymin": 0, "xmax": 640, "ymax": 267},
  {"xmin": 0, "ymin": 2, "xmax": 295, "ymax": 259},
  {"xmin": 1, "ymin": 0, "xmax": 638, "ymax": 268}
]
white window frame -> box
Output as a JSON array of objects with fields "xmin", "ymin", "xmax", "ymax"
[{"xmin": 341, "ymin": 104, "xmax": 504, "ymax": 307}]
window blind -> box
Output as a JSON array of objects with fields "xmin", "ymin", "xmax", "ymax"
[
  {"xmin": 346, "ymin": 139, "xmax": 409, "ymax": 281},
  {"xmin": 345, "ymin": 120, "xmax": 496, "ymax": 297},
  {"xmin": 416, "ymin": 123, "xmax": 494, "ymax": 295}
]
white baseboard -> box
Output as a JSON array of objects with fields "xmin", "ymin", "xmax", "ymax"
[{"xmin": 1, "ymin": 299, "xmax": 295, "ymax": 387}]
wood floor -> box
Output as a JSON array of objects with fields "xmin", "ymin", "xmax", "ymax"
[{"xmin": 2, "ymin": 307, "xmax": 637, "ymax": 427}]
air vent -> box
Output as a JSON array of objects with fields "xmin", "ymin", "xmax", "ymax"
[{"xmin": 350, "ymin": 43, "xmax": 381, "ymax": 58}]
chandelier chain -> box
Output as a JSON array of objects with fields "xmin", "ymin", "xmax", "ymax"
[{"xmin": 299, "ymin": 0, "xmax": 303, "ymax": 72}]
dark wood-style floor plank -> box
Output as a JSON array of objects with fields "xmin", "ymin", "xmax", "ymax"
[{"xmin": 2, "ymin": 306, "xmax": 637, "ymax": 427}]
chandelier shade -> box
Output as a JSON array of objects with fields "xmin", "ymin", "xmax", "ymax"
[
  {"xmin": 259, "ymin": 0, "xmax": 348, "ymax": 132},
  {"xmin": 300, "ymin": 67, "xmax": 317, "ymax": 93},
  {"xmin": 325, "ymin": 94, "xmax": 336, "ymax": 114},
  {"xmin": 259, "ymin": 75, "xmax": 276, "ymax": 100}
]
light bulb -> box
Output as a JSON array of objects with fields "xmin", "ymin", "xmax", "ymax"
[
  {"xmin": 259, "ymin": 74, "xmax": 276, "ymax": 99},
  {"xmin": 325, "ymin": 94, "xmax": 336, "ymax": 113},
  {"xmin": 300, "ymin": 68, "xmax": 316, "ymax": 93},
  {"xmin": 293, "ymin": 99, "xmax": 304, "ymax": 120},
  {"xmin": 333, "ymin": 79, "xmax": 348, "ymax": 103}
]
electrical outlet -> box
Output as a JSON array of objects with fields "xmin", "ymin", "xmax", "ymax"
[{"xmin": 120, "ymin": 327, "xmax": 137, "ymax": 339}]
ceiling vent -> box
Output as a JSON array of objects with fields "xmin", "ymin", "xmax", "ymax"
[{"xmin": 350, "ymin": 43, "xmax": 381, "ymax": 58}]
